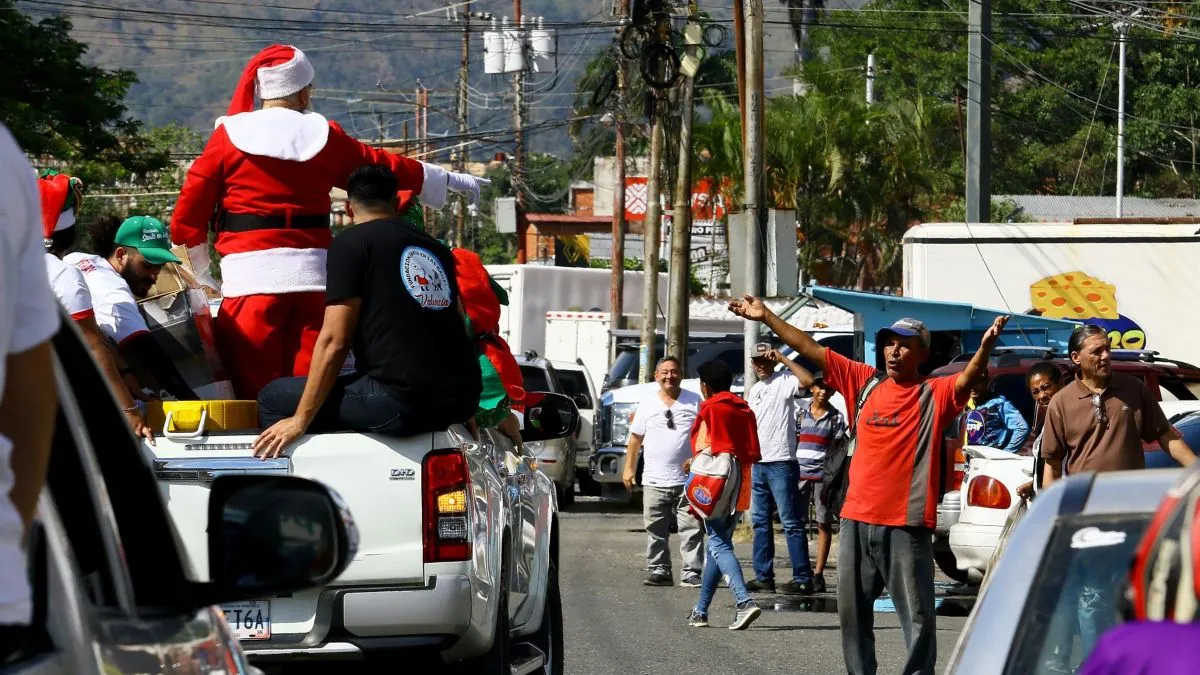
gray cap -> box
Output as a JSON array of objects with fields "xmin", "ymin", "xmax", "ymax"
[{"xmin": 881, "ymin": 317, "xmax": 931, "ymax": 348}]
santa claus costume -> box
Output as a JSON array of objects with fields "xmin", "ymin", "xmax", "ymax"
[
  {"xmin": 171, "ymin": 44, "xmax": 487, "ymax": 399},
  {"xmin": 38, "ymin": 170, "xmax": 93, "ymax": 322}
]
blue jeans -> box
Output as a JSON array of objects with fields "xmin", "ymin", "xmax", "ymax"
[
  {"xmin": 695, "ymin": 514, "xmax": 751, "ymax": 615},
  {"xmin": 258, "ymin": 373, "xmax": 429, "ymax": 436},
  {"xmin": 750, "ymin": 460, "xmax": 814, "ymax": 584}
]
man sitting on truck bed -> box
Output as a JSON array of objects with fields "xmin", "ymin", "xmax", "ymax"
[{"xmin": 253, "ymin": 165, "xmax": 482, "ymax": 458}]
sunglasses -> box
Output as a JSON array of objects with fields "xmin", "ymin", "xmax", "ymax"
[
  {"xmin": 1092, "ymin": 393, "xmax": 1107, "ymax": 427},
  {"xmin": 664, "ymin": 409, "xmax": 675, "ymax": 430}
]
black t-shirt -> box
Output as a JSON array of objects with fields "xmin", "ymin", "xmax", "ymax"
[{"xmin": 326, "ymin": 218, "xmax": 481, "ymax": 425}]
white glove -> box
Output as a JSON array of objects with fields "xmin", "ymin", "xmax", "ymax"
[
  {"xmin": 187, "ymin": 244, "xmax": 222, "ymax": 294},
  {"xmin": 446, "ymin": 171, "xmax": 491, "ymax": 205}
]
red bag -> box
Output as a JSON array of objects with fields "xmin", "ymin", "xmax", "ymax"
[{"xmin": 685, "ymin": 449, "xmax": 741, "ymax": 520}]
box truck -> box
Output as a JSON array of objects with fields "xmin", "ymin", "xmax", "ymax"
[{"xmin": 904, "ymin": 222, "xmax": 1200, "ymax": 364}]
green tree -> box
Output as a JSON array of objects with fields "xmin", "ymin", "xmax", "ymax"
[{"xmin": 0, "ymin": 0, "xmax": 163, "ymax": 176}]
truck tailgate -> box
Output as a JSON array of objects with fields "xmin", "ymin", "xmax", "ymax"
[{"xmin": 147, "ymin": 431, "xmax": 432, "ymax": 586}]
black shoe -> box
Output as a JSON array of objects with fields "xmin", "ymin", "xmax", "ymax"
[
  {"xmin": 744, "ymin": 578, "xmax": 775, "ymax": 593},
  {"xmin": 779, "ymin": 580, "xmax": 815, "ymax": 596},
  {"xmin": 812, "ymin": 575, "xmax": 828, "ymax": 594},
  {"xmin": 643, "ymin": 571, "xmax": 673, "ymax": 587}
]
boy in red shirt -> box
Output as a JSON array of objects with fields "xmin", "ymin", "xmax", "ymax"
[{"xmin": 686, "ymin": 360, "xmax": 763, "ymax": 631}]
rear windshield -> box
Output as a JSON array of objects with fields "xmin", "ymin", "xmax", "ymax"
[
  {"xmin": 1156, "ymin": 373, "xmax": 1200, "ymax": 401},
  {"xmin": 520, "ymin": 365, "xmax": 552, "ymax": 393},
  {"xmin": 556, "ymin": 370, "xmax": 592, "ymax": 408},
  {"xmin": 1002, "ymin": 513, "xmax": 1150, "ymax": 675}
]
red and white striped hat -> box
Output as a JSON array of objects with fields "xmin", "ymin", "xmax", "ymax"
[{"xmin": 227, "ymin": 44, "xmax": 315, "ymax": 116}]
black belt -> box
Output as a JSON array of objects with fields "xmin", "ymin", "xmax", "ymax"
[{"xmin": 220, "ymin": 213, "xmax": 329, "ymax": 233}]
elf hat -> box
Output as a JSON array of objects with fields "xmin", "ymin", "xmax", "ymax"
[
  {"xmin": 37, "ymin": 170, "xmax": 84, "ymax": 240},
  {"xmin": 227, "ymin": 44, "xmax": 315, "ymax": 116}
]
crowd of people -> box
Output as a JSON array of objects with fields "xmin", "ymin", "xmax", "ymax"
[{"xmin": 620, "ymin": 294, "xmax": 1200, "ymax": 673}]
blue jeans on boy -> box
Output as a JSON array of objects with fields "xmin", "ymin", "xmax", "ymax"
[
  {"xmin": 695, "ymin": 514, "xmax": 751, "ymax": 615},
  {"xmin": 750, "ymin": 460, "xmax": 814, "ymax": 584}
]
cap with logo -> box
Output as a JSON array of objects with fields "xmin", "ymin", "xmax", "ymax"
[
  {"xmin": 114, "ymin": 216, "xmax": 182, "ymax": 266},
  {"xmin": 752, "ymin": 342, "xmax": 774, "ymax": 359},
  {"xmin": 881, "ymin": 317, "xmax": 931, "ymax": 348}
]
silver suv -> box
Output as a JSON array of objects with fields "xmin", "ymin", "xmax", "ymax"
[{"xmin": 516, "ymin": 352, "xmax": 580, "ymax": 507}]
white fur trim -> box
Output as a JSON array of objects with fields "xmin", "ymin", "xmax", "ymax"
[
  {"xmin": 218, "ymin": 109, "xmax": 330, "ymax": 162},
  {"xmin": 218, "ymin": 247, "xmax": 327, "ymax": 297},
  {"xmin": 419, "ymin": 161, "xmax": 449, "ymax": 208},
  {"xmin": 256, "ymin": 48, "xmax": 315, "ymax": 101},
  {"xmin": 186, "ymin": 244, "xmax": 222, "ymax": 291},
  {"xmin": 54, "ymin": 207, "xmax": 75, "ymax": 233}
]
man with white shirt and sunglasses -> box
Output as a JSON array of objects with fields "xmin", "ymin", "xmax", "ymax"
[{"xmin": 622, "ymin": 356, "xmax": 705, "ymax": 587}]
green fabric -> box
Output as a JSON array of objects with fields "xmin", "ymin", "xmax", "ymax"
[
  {"xmin": 475, "ymin": 354, "xmax": 511, "ymax": 427},
  {"xmin": 400, "ymin": 198, "xmax": 425, "ymax": 232}
]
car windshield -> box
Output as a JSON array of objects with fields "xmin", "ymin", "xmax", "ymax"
[
  {"xmin": 1003, "ymin": 513, "xmax": 1151, "ymax": 675},
  {"xmin": 607, "ymin": 347, "xmax": 656, "ymax": 387},
  {"xmin": 520, "ymin": 365, "xmax": 552, "ymax": 393},
  {"xmin": 556, "ymin": 370, "xmax": 592, "ymax": 408}
]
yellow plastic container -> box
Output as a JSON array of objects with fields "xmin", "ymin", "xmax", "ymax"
[{"xmin": 145, "ymin": 400, "xmax": 259, "ymax": 437}]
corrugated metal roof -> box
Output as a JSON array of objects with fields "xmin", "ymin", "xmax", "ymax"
[{"xmin": 996, "ymin": 194, "xmax": 1200, "ymax": 221}]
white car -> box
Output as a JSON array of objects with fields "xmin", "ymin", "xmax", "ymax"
[
  {"xmin": 550, "ymin": 359, "xmax": 600, "ymax": 495},
  {"xmin": 144, "ymin": 395, "xmax": 578, "ymax": 673},
  {"xmin": 948, "ymin": 446, "xmax": 1032, "ymax": 583}
]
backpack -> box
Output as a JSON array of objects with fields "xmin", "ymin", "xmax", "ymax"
[
  {"xmin": 820, "ymin": 372, "xmax": 887, "ymax": 520},
  {"xmin": 685, "ymin": 449, "xmax": 741, "ymax": 520}
]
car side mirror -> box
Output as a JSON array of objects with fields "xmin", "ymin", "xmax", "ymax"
[
  {"xmin": 519, "ymin": 392, "xmax": 580, "ymax": 443},
  {"xmin": 205, "ymin": 475, "xmax": 358, "ymax": 601}
]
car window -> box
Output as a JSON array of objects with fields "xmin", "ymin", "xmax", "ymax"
[
  {"xmin": 992, "ymin": 374, "xmax": 1037, "ymax": 425},
  {"xmin": 1155, "ymin": 373, "xmax": 1200, "ymax": 401},
  {"xmin": 1003, "ymin": 513, "xmax": 1151, "ymax": 675},
  {"xmin": 521, "ymin": 365, "xmax": 553, "ymax": 393},
  {"xmin": 556, "ymin": 370, "xmax": 592, "ymax": 408}
]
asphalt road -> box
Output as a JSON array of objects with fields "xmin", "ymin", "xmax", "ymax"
[{"xmin": 560, "ymin": 496, "xmax": 972, "ymax": 675}]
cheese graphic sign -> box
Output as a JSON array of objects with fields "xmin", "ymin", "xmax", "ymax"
[{"xmin": 1029, "ymin": 271, "xmax": 1147, "ymax": 350}]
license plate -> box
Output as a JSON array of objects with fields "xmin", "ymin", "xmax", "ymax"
[{"xmin": 221, "ymin": 601, "xmax": 270, "ymax": 640}]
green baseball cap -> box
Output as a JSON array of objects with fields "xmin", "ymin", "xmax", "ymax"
[{"xmin": 114, "ymin": 216, "xmax": 181, "ymax": 265}]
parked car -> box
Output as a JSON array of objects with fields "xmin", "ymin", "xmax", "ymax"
[
  {"xmin": 517, "ymin": 353, "xmax": 580, "ymax": 507},
  {"xmin": 551, "ymin": 359, "xmax": 600, "ymax": 497},
  {"xmin": 602, "ymin": 332, "xmax": 746, "ymax": 392},
  {"xmin": 5, "ymin": 316, "xmax": 357, "ymax": 674},
  {"xmin": 146, "ymin": 383, "xmax": 577, "ymax": 670},
  {"xmin": 946, "ymin": 469, "xmax": 1179, "ymax": 674},
  {"xmin": 931, "ymin": 347, "xmax": 1200, "ymax": 583}
]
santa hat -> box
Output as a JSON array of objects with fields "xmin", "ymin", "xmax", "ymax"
[
  {"xmin": 227, "ymin": 44, "xmax": 315, "ymax": 116},
  {"xmin": 37, "ymin": 170, "xmax": 84, "ymax": 240}
]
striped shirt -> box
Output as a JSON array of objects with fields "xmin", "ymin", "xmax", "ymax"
[{"xmin": 795, "ymin": 398, "xmax": 847, "ymax": 477}]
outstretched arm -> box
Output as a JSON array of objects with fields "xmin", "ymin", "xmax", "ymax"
[
  {"xmin": 956, "ymin": 315, "xmax": 1009, "ymax": 402},
  {"xmin": 729, "ymin": 295, "xmax": 826, "ymax": 370},
  {"xmin": 773, "ymin": 350, "xmax": 815, "ymax": 388}
]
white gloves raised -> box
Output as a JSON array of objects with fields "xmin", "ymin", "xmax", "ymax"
[
  {"xmin": 446, "ymin": 170, "xmax": 491, "ymax": 205},
  {"xmin": 419, "ymin": 161, "xmax": 491, "ymax": 208}
]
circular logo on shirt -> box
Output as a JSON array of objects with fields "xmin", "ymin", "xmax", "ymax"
[
  {"xmin": 400, "ymin": 247, "xmax": 452, "ymax": 310},
  {"xmin": 691, "ymin": 485, "xmax": 713, "ymax": 506},
  {"xmin": 965, "ymin": 409, "xmax": 987, "ymax": 445}
]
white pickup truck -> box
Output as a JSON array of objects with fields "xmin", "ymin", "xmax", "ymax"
[{"xmin": 143, "ymin": 394, "xmax": 578, "ymax": 674}]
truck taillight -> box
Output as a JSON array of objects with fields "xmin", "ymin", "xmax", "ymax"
[
  {"xmin": 966, "ymin": 476, "xmax": 1012, "ymax": 510},
  {"xmin": 423, "ymin": 450, "xmax": 471, "ymax": 563}
]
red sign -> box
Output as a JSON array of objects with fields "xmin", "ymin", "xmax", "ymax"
[{"xmin": 623, "ymin": 176, "xmax": 725, "ymax": 222}]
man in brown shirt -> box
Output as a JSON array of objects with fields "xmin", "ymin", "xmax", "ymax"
[{"xmin": 1042, "ymin": 325, "xmax": 1196, "ymax": 487}]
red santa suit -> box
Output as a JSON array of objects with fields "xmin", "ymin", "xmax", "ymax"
[
  {"xmin": 171, "ymin": 45, "xmax": 483, "ymax": 400},
  {"xmin": 38, "ymin": 172, "xmax": 94, "ymax": 322}
]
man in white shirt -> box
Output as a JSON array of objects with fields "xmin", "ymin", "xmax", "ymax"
[
  {"xmin": 745, "ymin": 344, "xmax": 817, "ymax": 595},
  {"xmin": 0, "ymin": 124, "xmax": 60, "ymax": 625},
  {"xmin": 38, "ymin": 173, "xmax": 153, "ymax": 442},
  {"xmin": 622, "ymin": 357, "xmax": 705, "ymax": 587},
  {"xmin": 65, "ymin": 215, "xmax": 197, "ymax": 402}
]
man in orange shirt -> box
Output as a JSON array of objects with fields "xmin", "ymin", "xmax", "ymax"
[
  {"xmin": 685, "ymin": 359, "xmax": 762, "ymax": 632},
  {"xmin": 730, "ymin": 295, "xmax": 1005, "ymax": 675}
]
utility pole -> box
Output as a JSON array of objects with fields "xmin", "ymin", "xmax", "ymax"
[
  {"xmin": 667, "ymin": 1, "xmax": 700, "ymax": 372},
  {"xmin": 513, "ymin": 6, "xmax": 528, "ymax": 263},
  {"xmin": 742, "ymin": 0, "xmax": 766, "ymax": 386},
  {"xmin": 1116, "ymin": 20, "xmax": 1128, "ymax": 217},
  {"xmin": 455, "ymin": 11, "xmax": 471, "ymax": 249},
  {"xmin": 966, "ymin": 0, "xmax": 991, "ymax": 223},
  {"xmin": 637, "ymin": 120, "xmax": 665, "ymax": 383},
  {"xmin": 609, "ymin": 0, "xmax": 630, "ymax": 364}
]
